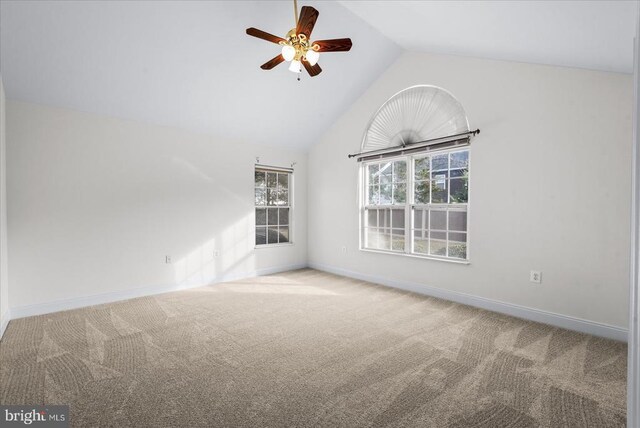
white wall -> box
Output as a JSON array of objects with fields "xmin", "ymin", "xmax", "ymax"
[
  {"xmin": 309, "ymin": 51, "xmax": 633, "ymax": 329},
  {"xmin": 6, "ymin": 101, "xmax": 307, "ymax": 312},
  {"xmin": 3, "ymin": 52, "xmax": 633, "ymax": 334},
  {"xmin": 0, "ymin": 77, "xmax": 9, "ymax": 336}
]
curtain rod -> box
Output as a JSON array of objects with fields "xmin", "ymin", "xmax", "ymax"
[
  {"xmin": 348, "ymin": 129, "xmax": 480, "ymax": 160},
  {"xmin": 255, "ymin": 163, "xmax": 294, "ymax": 172}
]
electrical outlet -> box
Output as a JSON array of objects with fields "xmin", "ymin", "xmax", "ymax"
[
  {"xmin": 165, "ymin": 255, "xmax": 171, "ymax": 264},
  {"xmin": 213, "ymin": 250, "xmax": 220, "ymax": 258},
  {"xmin": 530, "ymin": 270, "xmax": 542, "ymax": 284}
]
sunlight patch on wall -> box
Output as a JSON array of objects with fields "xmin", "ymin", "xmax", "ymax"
[{"xmin": 173, "ymin": 212, "xmax": 255, "ymax": 288}]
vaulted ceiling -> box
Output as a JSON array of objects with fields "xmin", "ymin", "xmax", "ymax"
[
  {"xmin": 1, "ymin": 1, "xmax": 636, "ymax": 150},
  {"xmin": 0, "ymin": 1, "xmax": 400, "ymax": 150},
  {"xmin": 340, "ymin": 0, "xmax": 637, "ymax": 74}
]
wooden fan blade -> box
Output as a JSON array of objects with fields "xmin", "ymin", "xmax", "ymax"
[
  {"xmin": 246, "ymin": 27, "xmax": 286, "ymax": 44},
  {"xmin": 303, "ymin": 60, "xmax": 322, "ymax": 77},
  {"xmin": 261, "ymin": 54, "xmax": 285, "ymax": 70},
  {"xmin": 296, "ymin": 6, "xmax": 319, "ymax": 39},
  {"xmin": 314, "ymin": 38, "xmax": 352, "ymax": 52}
]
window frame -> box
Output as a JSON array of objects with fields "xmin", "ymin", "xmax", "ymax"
[
  {"xmin": 359, "ymin": 146, "xmax": 470, "ymax": 264},
  {"xmin": 254, "ymin": 167, "xmax": 294, "ymax": 248}
]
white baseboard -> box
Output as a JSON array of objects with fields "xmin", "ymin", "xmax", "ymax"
[
  {"xmin": 309, "ymin": 262, "xmax": 628, "ymax": 342},
  {"xmin": 6, "ymin": 262, "xmax": 627, "ymax": 343},
  {"xmin": 9, "ymin": 263, "xmax": 308, "ymax": 320},
  {"xmin": 0, "ymin": 308, "xmax": 10, "ymax": 340}
]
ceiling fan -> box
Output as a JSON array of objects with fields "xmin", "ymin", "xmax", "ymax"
[{"xmin": 246, "ymin": 0, "xmax": 353, "ymax": 78}]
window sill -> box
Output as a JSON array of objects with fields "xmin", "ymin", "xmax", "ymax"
[
  {"xmin": 359, "ymin": 248, "xmax": 470, "ymax": 265},
  {"xmin": 255, "ymin": 243, "xmax": 295, "ymax": 249}
]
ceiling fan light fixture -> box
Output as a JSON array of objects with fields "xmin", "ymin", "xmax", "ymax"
[
  {"xmin": 246, "ymin": 2, "xmax": 352, "ymax": 77},
  {"xmin": 281, "ymin": 44, "xmax": 296, "ymax": 62},
  {"xmin": 288, "ymin": 59, "xmax": 302, "ymax": 73},
  {"xmin": 306, "ymin": 49, "xmax": 320, "ymax": 66}
]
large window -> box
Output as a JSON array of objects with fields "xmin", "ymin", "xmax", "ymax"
[
  {"xmin": 255, "ymin": 167, "xmax": 292, "ymax": 246},
  {"xmin": 361, "ymin": 148, "xmax": 469, "ymax": 261}
]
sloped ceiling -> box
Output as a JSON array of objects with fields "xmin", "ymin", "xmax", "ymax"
[
  {"xmin": 0, "ymin": 1, "xmax": 401, "ymax": 149},
  {"xmin": 340, "ymin": 0, "xmax": 636, "ymax": 74},
  {"xmin": 1, "ymin": 1, "xmax": 636, "ymax": 151}
]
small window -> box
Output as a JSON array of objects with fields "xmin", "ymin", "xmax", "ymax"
[
  {"xmin": 255, "ymin": 167, "xmax": 292, "ymax": 246},
  {"xmin": 361, "ymin": 148, "xmax": 469, "ymax": 261}
]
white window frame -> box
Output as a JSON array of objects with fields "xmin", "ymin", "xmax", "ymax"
[
  {"xmin": 359, "ymin": 146, "xmax": 470, "ymax": 263},
  {"xmin": 254, "ymin": 166, "xmax": 294, "ymax": 248}
]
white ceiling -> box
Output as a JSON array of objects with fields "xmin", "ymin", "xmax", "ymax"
[
  {"xmin": 1, "ymin": 1, "xmax": 636, "ymax": 151},
  {"xmin": 0, "ymin": 1, "xmax": 400, "ymax": 149},
  {"xmin": 340, "ymin": 0, "xmax": 637, "ymax": 74}
]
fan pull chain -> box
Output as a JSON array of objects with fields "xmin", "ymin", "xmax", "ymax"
[{"xmin": 294, "ymin": 0, "xmax": 299, "ymax": 82}]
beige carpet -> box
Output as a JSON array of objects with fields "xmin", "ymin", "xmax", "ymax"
[{"xmin": 0, "ymin": 269, "xmax": 627, "ymax": 427}]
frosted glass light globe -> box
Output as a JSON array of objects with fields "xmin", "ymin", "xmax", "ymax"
[
  {"xmin": 281, "ymin": 45, "xmax": 296, "ymax": 62},
  {"xmin": 288, "ymin": 60, "xmax": 301, "ymax": 73},
  {"xmin": 306, "ymin": 49, "xmax": 319, "ymax": 66}
]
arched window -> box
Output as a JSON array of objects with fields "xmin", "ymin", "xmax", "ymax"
[{"xmin": 357, "ymin": 85, "xmax": 475, "ymax": 262}]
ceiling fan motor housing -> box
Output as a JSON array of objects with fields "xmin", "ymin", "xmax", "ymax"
[{"xmin": 281, "ymin": 29, "xmax": 318, "ymax": 62}]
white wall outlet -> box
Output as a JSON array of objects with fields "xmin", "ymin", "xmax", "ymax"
[
  {"xmin": 213, "ymin": 250, "xmax": 220, "ymax": 258},
  {"xmin": 530, "ymin": 270, "xmax": 542, "ymax": 284},
  {"xmin": 165, "ymin": 255, "xmax": 171, "ymax": 264},
  {"xmin": 340, "ymin": 246, "xmax": 347, "ymax": 254}
]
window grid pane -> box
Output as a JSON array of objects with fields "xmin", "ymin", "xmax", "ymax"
[
  {"xmin": 363, "ymin": 207, "xmax": 405, "ymax": 253},
  {"xmin": 367, "ymin": 161, "xmax": 407, "ymax": 205},
  {"xmin": 410, "ymin": 207, "xmax": 468, "ymax": 259},
  {"xmin": 412, "ymin": 151, "xmax": 469, "ymax": 206}
]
